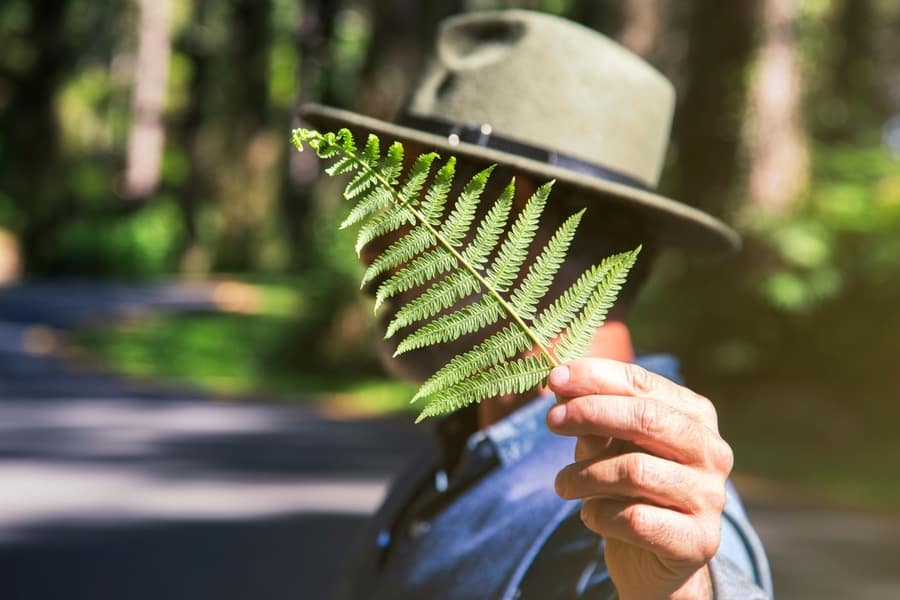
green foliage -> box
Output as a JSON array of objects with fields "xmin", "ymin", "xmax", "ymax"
[
  {"xmin": 43, "ymin": 197, "xmax": 183, "ymax": 278},
  {"xmin": 73, "ymin": 287, "xmax": 416, "ymax": 414},
  {"xmin": 292, "ymin": 128, "xmax": 639, "ymax": 422}
]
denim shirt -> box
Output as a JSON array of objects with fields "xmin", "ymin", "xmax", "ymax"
[{"xmin": 340, "ymin": 354, "xmax": 773, "ymax": 600}]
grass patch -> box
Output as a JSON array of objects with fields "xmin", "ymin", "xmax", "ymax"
[{"xmin": 72, "ymin": 278, "xmax": 416, "ymax": 416}]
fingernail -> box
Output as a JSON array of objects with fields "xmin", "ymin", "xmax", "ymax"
[
  {"xmin": 547, "ymin": 404, "xmax": 567, "ymax": 427},
  {"xmin": 548, "ymin": 365, "xmax": 570, "ymax": 389}
]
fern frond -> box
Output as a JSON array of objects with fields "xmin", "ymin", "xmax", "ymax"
[
  {"xmin": 325, "ymin": 154, "xmax": 357, "ymax": 176},
  {"xmin": 553, "ymin": 247, "xmax": 640, "ymax": 361},
  {"xmin": 399, "ymin": 152, "xmax": 439, "ymax": 205},
  {"xmin": 343, "ymin": 136, "xmax": 385, "ymax": 200},
  {"xmin": 486, "ymin": 182, "xmax": 552, "ymax": 291},
  {"xmin": 340, "ymin": 187, "xmax": 394, "ymax": 230},
  {"xmin": 510, "ymin": 209, "xmax": 584, "ymax": 320},
  {"xmin": 421, "ymin": 158, "xmax": 455, "ymax": 225},
  {"xmin": 461, "ymin": 180, "xmax": 514, "ymax": 269},
  {"xmin": 415, "ymin": 356, "xmax": 551, "ymax": 423},
  {"xmin": 531, "ymin": 259, "xmax": 622, "ymax": 343},
  {"xmin": 394, "ymin": 296, "xmax": 503, "ymax": 355},
  {"xmin": 439, "ymin": 165, "xmax": 494, "ymax": 246},
  {"xmin": 355, "ymin": 204, "xmax": 416, "ymax": 255},
  {"xmin": 291, "ymin": 127, "xmax": 640, "ymax": 422},
  {"xmin": 374, "ymin": 248, "xmax": 457, "ymax": 301},
  {"xmin": 411, "ymin": 323, "xmax": 531, "ymax": 401},
  {"xmin": 323, "ymin": 131, "xmax": 358, "ymax": 174},
  {"xmin": 354, "ymin": 152, "xmax": 439, "ymax": 254},
  {"xmin": 385, "ymin": 271, "xmax": 480, "ymax": 336},
  {"xmin": 362, "ymin": 225, "xmax": 436, "ymax": 289},
  {"xmin": 359, "ymin": 133, "xmax": 378, "ymax": 164}
]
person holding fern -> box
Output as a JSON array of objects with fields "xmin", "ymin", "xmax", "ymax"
[{"xmin": 295, "ymin": 10, "xmax": 773, "ymax": 600}]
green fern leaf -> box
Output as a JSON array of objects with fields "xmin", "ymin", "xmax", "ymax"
[
  {"xmin": 374, "ymin": 248, "xmax": 457, "ymax": 301},
  {"xmin": 394, "ymin": 296, "xmax": 504, "ymax": 355},
  {"xmin": 461, "ymin": 180, "xmax": 514, "ymax": 269},
  {"xmin": 510, "ymin": 209, "xmax": 584, "ymax": 320},
  {"xmin": 362, "ymin": 225, "xmax": 436, "ymax": 289},
  {"xmin": 385, "ymin": 271, "xmax": 480, "ymax": 336},
  {"xmin": 410, "ymin": 323, "xmax": 531, "ymax": 401},
  {"xmin": 291, "ymin": 127, "xmax": 640, "ymax": 422},
  {"xmin": 415, "ymin": 356, "xmax": 550, "ymax": 423},
  {"xmin": 421, "ymin": 158, "xmax": 456, "ymax": 225},
  {"xmin": 354, "ymin": 152, "xmax": 440, "ymax": 254},
  {"xmin": 485, "ymin": 182, "xmax": 551, "ymax": 291},
  {"xmin": 554, "ymin": 247, "xmax": 640, "ymax": 362},
  {"xmin": 439, "ymin": 165, "xmax": 494, "ymax": 246},
  {"xmin": 325, "ymin": 155, "xmax": 357, "ymax": 176},
  {"xmin": 343, "ymin": 138, "xmax": 383, "ymax": 199},
  {"xmin": 340, "ymin": 187, "xmax": 394, "ymax": 230},
  {"xmin": 355, "ymin": 204, "xmax": 416, "ymax": 255},
  {"xmin": 359, "ymin": 133, "xmax": 378, "ymax": 164}
]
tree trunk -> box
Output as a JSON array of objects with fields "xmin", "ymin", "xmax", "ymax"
[
  {"xmin": 670, "ymin": 0, "xmax": 756, "ymax": 218},
  {"xmin": 745, "ymin": 0, "xmax": 808, "ymax": 216},
  {"xmin": 123, "ymin": 0, "xmax": 172, "ymax": 200},
  {"xmin": 215, "ymin": 0, "xmax": 275, "ymax": 271},
  {"xmin": 172, "ymin": 0, "xmax": 213, "ymax": 271},
  {"xmin": 0, "ymin": 0, "xmax": 73, "ymax": 270},
  {"xmin": 279, "ymin": 0, "xmax": 339, "ymax": 270}
]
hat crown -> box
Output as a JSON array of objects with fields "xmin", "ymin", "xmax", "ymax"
[{"xmin": 407, "ymin": 10, "xmax": 675, "ymax": 188}]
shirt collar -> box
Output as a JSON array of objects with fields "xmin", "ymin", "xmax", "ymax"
[{"xmin": 466, "ymin": 394, "xmax": 557, "ymax": 467}]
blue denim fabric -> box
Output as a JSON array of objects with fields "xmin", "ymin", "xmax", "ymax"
[{"xmin": 339, "ymin": 354, "xmax": 773, "ymax": 600}]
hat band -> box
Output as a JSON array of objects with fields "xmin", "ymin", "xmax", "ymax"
[{"xmin": 399, "ymin": 114, "xmax": 651, "ymax": 192}]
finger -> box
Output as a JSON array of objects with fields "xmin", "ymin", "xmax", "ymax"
[
  {"xmin": 548, "ymin": 360, "xmax": 718, "ymax": 430},
  {"xmin": 580, "ymin": 498, "xmax": 721, "ymax": 567},
  {"xmin": 574, "ymin": 435, "xmax": 615, "ymax": 462},
  {"xmin": 574, "ymin": 436, "xmax": 640, "ymax": 462},
  {"xmin": 555, "ymin": 452, "xmax": 725, "ymax": 515},
  {"xmin": 547, "ymin": 395, "xmax": 733, "ymax": 470}
]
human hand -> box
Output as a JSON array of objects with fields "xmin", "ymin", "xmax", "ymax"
[{"xmin": 546, "ymin": 359, "xmax": 734, "ymax": 600}]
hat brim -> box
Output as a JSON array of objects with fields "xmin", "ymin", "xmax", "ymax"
[{"xmin": 300, "ymin": 104, "xmax": 740, "ymax": 255}]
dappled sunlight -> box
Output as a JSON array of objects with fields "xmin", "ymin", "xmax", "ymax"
[{"xmin": 0, "ymin": 392, "xmax": 425, "ymax": 539}]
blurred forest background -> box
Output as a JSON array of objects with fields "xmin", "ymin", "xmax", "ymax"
[{"xmin": 1, "ymin": 0, "xmax": 899, "ymax": 508}]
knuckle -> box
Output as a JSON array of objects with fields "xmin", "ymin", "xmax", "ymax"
[
  {"xmin": 636, "ymin": 398, "xmax": 663, "ymax": 437},
  {"xmin": 696, "ymin": 476, "xmax": 727, "ymax": 513},
  {"xmin": 620, "ymin": 504, "xmax": 653, "ymax": 536},
  {"xmin": 624, "ymin": 363, "xmax": 656, "ymax": 395},
  {"xmin": 712, "ymin": 439, "xmax": 735, "ymax": 474},
  {"xmin": 622, "ymin": 453, "xmax": 650, "ymax": 490},
  {"xmin": 571, "ymin": 397, "xmax": 601, "ymax": 427},
  {"xmin": 697, "ymin": 526, "xmax": 722, "ymax": 563}
]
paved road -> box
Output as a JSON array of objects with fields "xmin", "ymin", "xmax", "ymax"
[
  {"xmin": 0, "ymin": 282, "xmax": 431, "ymax": 600},
  {"xmin": 1, "ymin": 282, "xmax": 898, "ymax": 599}
]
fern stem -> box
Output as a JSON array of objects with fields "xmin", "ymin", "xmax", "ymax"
[{"xmin": 325, "ymin": 132, "xmax": 559, "ymax": 369}]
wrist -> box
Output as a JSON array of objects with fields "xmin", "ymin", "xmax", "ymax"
[
  {"xmin": 617, "ymin": 565, "xmax": 712, "ymax": 600},
  {"xmin": 669, "ymin": 566, "xmax": 713, "ymax": 600}
]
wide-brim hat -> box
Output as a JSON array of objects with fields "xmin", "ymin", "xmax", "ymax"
[{"xmin": 302, "ymin": 10, "xmax": 740, "ymax": 255}]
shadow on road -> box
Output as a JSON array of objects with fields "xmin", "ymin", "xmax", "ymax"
[
  {"xmin": 0, "ymin": 282, "xmax": 438, "ymax": 600},
  {"xmin": 3, "ymin": 512, "xmax": 366, "ymax": 600}
]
